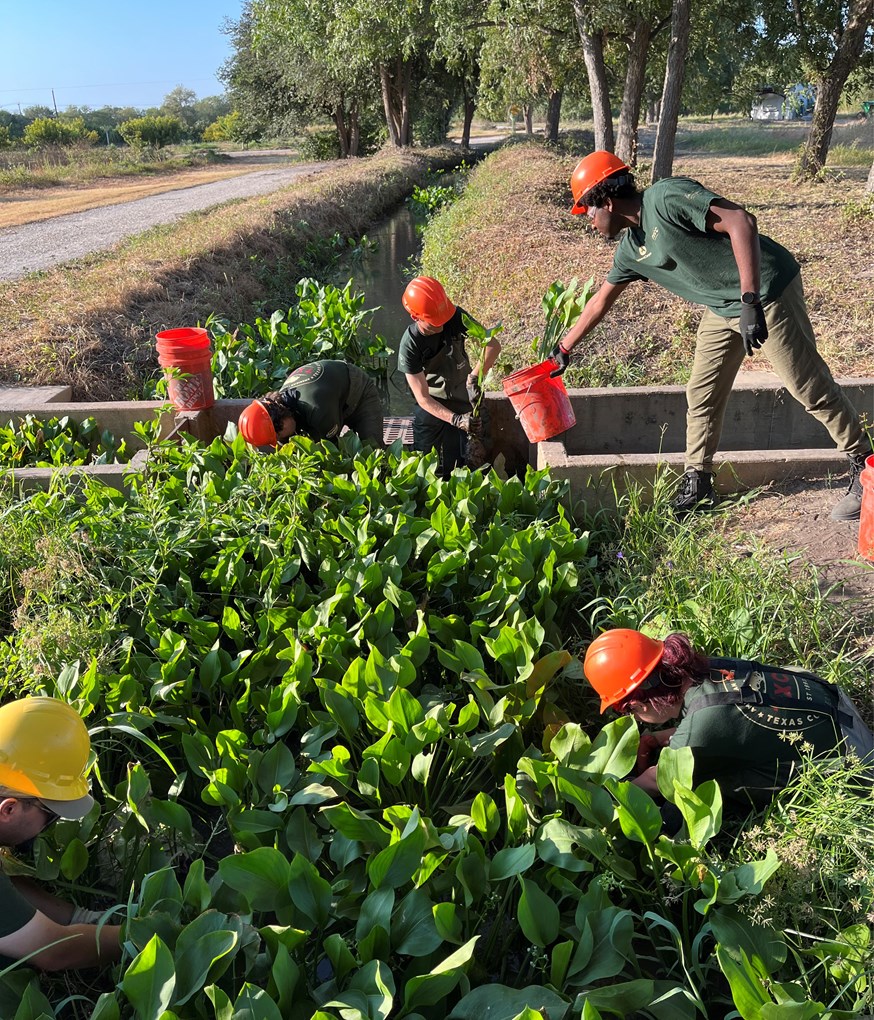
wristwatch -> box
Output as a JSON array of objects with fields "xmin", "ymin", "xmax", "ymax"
[{"xmin": 741, "ymin": 291, "xmax": 760, "ymax": 305}]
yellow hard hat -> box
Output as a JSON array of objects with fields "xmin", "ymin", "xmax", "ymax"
[{"xmin": 0, "ymin": 698, "xmax": 94, "ymax": 819}]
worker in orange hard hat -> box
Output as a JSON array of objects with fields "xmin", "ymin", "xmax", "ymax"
[
  {"xmin": 553, "ymin": 150, "xmax": 871, "ymax": 524},
  {"xmin": 238, "ymin": 360, "xmax": 386, "ymax": 448},
  {"xmin": 0, "ymin": 698, "xmax": 122, "ymax": 970},
  {"xmin": 583, "ymin": 628, "xmax": 872, "ymax": 815},
  {"xmin": 398, "ymin": 276, "xmax": 501, "ymax": 476}
]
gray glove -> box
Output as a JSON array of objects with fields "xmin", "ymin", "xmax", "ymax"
[
  {"xmin": 465, "ymin": 374, "xmax": 481, "ymax": 406},
  {"xmin": 739, "ymin": 301, "xmax": 768, "ymax": 356},
  {"xmin": 450, "ymin": 412, "xmax": 472, "ymax": 433},
  {"xmin": 549, "ymin": 345, "xmax": 571, "ymax": 377}
]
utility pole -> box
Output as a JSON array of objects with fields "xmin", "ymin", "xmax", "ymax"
[{"xmin": 51, "ymin": 89, "xmax": 58, "ymax": 116}]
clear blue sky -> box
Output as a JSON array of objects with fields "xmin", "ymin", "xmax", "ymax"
[{"xmin": 0, "ymin": 0, "xmax": 244, "ymax": 114}]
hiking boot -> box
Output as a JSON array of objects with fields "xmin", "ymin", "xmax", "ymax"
[
  {"xmin": 830, "ymin": 452, "xmax": 868, "ymax": 522},
  {"xmin": 672, "ymin": 469, "xmax": 717, "ymax": 518}
]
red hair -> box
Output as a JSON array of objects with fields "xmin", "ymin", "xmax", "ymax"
[{"xmin": 615, "ymin": 632, "xmax": 708, "ymax": 715}]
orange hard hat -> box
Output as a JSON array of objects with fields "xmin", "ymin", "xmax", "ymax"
[
  {"xmin": 570, "ymin": 151, "xmax": 630, "ymax": 215},
  {"xmin": 238, "ymin": 400, "xmax": 277, "ymax": 447},
  {"xmin": 402, "ymin": 276, "xmax": 456, "ymax": 327},
  {"xmin": 584, "ymin": 628, "xmax": 664, "ymax": 712}
]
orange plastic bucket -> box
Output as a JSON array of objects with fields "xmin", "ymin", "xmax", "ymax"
[
  {"xmin": 155, "ymin": 327, "xmax": 215, "ymax": 411},
  {"xmin": 502, "ymin": 360, "xmax": 576, "ymax": 443},
  {"xmin": 857, "ymin": 455, "xmax": 874, "ymax": 561}
]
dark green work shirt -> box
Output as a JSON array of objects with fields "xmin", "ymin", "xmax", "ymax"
[
  {"xmin": 397, "ymin": 308, "xmax": 474, "ymax": 413},
  {"xmin": 605, "ymin": 177, "xmax": 800, "ymax": 317},
  {"xmin": 281, "ymin": 360, "xmax": 358, "ymax": 441},
  {"xmin": 0, "ymin": 871, "xmax": 37, "ymax": 964},
  {"xmin": 669, "ymin": 658, "xmax": 842, "ymax": 812}
]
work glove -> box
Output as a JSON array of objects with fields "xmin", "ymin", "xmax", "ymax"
[
  {"xmin": 739, "ymin": 301, "xmax": 768, "ymax": 356},
  {"xmin": 451, "ymin": 412, "xmax": 473, "ymax": 433},
  {"xmin": 466, "ymin": 373, "xmax": 482, "ymax": 406},
  {"xmin": 549, "ymin": 344, "xmax": 571, "ymax": 378}
]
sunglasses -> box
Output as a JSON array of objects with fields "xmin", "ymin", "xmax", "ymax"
[{"xmin": 20, "ymin": 798, "xmax": 60, "ymax": 831}]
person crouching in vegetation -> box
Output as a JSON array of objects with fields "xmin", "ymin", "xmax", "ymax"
[
  {"xmin": 0, "ymin": 698, "xmax": 122, "ymax": 971},
  {"xmin": 551, "ymin": 152, "xmax": 871, "ymax": 522},
  {"xmin": 238, "ymin": 360, "xmax": 386, "ymax": 448},
  {"xmin": 399, "ymin": 276, "xmax": 501, "ymax": 476},
  {"xmin": 584, "ymin": 629, "xmax": 873, "ymax": 817}
]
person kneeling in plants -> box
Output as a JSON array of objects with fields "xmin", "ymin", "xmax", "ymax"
[
  {"xmin": 399, "ymin": 276, "xmax": 501, "ymax": 476},
  {"xmin": 584, "ymin": 629, "xmax": 873, "ymax": 817},
  {"xmin": 238, "ymin": 360, "xmax": 386, "ymax": 448},
  {"xmin": 0, "ymin": 698, "xmax": 122, "ymax": 970}
]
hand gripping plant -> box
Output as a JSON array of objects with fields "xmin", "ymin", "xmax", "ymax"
[{"xmin": 461, "ymin": 313, "xmax": 503, "ymax": 469}]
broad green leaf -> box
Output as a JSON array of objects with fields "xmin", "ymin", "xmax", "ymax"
[
  {"xmin": 393, "ymin": 889, "xmax": 444, "ymax": 956},
  {"xmin": 710, "ymin": 906, "xmax": 787, "ymax": 974},
  {"xmin": 403, "ymin": 937, "xmax": 479, "ymax": 1011},
  {"xmin": 121, "ymin": 935, "xmax": 176, "ymax": 1020},
  {"xmin": 579, "ymin": 716, "xmax": 637, "ymax": 778},
  {"xmin": 716, "ymin": 944, "xmax": 771, "ymax": 1020},
  {"xmin": 231, "ymin": 984, "xmax": 283, "ymax": 1020},
  {"xmin": 611, "ymin": 780, "xmax": 663, "ymax": 846},
  {"xmin": 526, "ymin": 649, "xmax": 573, "ymax": 697},
  {"xmin": 288, "ymin": 853, "xmax": 331, "ymax": 928},
  {"xmin": 367, "ymin": 813, "xmax": 426, "ymax": 889},
  {"xmin": 356, "ymin": 888, "xmax": 395, "ymax": 941},
  {"xmin": 517, "ymin": 877, "xmax": 560, "ymax": 947},
  {"xmin": 324, "ymin": 934, "xmax": 357, "ymax": 982},
  {"xmin": 674, "ymin": 780, "xmax": 723, "ymax": 850},
  {"xmin": 218, "ymin": 848, "xmax": 291, "ymax": 912},
  {"xmin": 470, "ymin": 791, "xmax": 500, "ymax": 841},
  {"xmin": 536, "ymin": 817, "xmax": 597, "ymax": 873},
  {"xmin": 490, "ymin": 843, "xmax": 536, "ymax": 881},
  {"xmin": 322, "ymin": 803, "xmax": 391, "ymax": 848},
  {"xmin": 173, "ymin": 928, "xmax": 238, "ymax": 1006},
  {"xmin": 448, "ymin": 984, "xmax": 569, "ymax": 1020},
  {"xmin": 656, "ymin": 745, "xmax": 695, "ymax": 802}
]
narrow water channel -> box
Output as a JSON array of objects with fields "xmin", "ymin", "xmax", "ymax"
[{"xmin": 338, "ymin": 205, "xmax": 421, "ymax": 415}]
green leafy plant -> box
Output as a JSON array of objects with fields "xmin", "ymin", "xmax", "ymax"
[
  {"xmin": 532, "ymin": 278, "xmax": 594, "ymax": 363},
  {"xmin": 0, "ymin": 415, "xmax": 128, "ymax": 468}
]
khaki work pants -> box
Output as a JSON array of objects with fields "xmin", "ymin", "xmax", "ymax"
[{"xmin": 686, "ymin": 273, "xmax": 867, "ymax": 472}]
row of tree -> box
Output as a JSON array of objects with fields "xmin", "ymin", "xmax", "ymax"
[
  {"xmin": 222, "ymin": 0, "xmax": 873, "ymax": 179},
  {"xmin": 0, "ymin": 87, "xmax": 234, "ymax": 146}
]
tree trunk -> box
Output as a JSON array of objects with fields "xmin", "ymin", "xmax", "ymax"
[
  {"xmin": 616, "ymin": 17, "xmax": 652, "ymax": 166},
  {"xmin": 523, "ymin": 104, "xmax": 534, "ymax": 134},
  {"xmin": 572, "ymin": 6, "xmax": 614, "ymax": 151},
  {"xmin": 333, "ymin": 104, "xmax": 349, "ymax": 158},
  {"xmin": 651, "ymin": 0, "xmax": 692, "ymax": 182},
  {"xmin": 348, "ymin": 103, "xmax": 360, "ymax": 157},
  {"xmin": 797, "ymin": 0, "xmax": 874, "ymax": 178},
  {"xmin": 379, "ymin": 58, "xmax": 413, "ymax": 147},
  {"xmin": 867, "ymin": 159, "xmax": 874, "ymax": 194},
  {"xmin": 461, "ymin": 88, "xmax": 475, "ymax": 148},
  {"xmin": 545, "ymin": 89, "xmax": 563, "ymax": 144}
]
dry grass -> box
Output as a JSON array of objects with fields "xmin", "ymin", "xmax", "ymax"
[
  {"xmin": 422, "ymin": 140, "xmax": 874, "ymax": 387},
  {"xmin": 0, "ymin": 147, "xmax": 458, "ymax": 400}
]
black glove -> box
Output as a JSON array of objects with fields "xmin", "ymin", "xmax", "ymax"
[
  {"xmin": 450, "ymin": 412, "xmax": 472, "ymax": 433},
  {"xmin": 739, "ymin": 301, "xmax": 768, "ymax": 356},
  {"xmin": 549, "ymin": 344, "xmax": 571, "ymax": 377},
  {"xmin": 465, "ymin": 374, "xmax": 481, "ymax": 406}
]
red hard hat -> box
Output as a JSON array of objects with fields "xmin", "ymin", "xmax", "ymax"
[
  {"xmin": 238, "ymin": 400, "xmax": 277, "ymax": 446},
  {"xmin": 402, "ymin": 276, "xmax": 456, "ymax": 327},
  {"xmin": 570, "ymin": 151, "xmax": 630, "ymax": 215},
  {"xmin": 584, "ymin": 628, "xmax": 664, "ymax": 713}
]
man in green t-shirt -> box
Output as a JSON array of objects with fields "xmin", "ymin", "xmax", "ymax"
[
  {"xmin": 0, "ymin": 698, "xmax": 122, "ymax": 971},
  {"xmin": 551, "ymin": 151, "xmax": 870, "ymax": 522},
  {"xmin": 239, "ymin": 360, "xmax": 386, "ymax": 448},
  {"xmin": 398, "ymin": 276, "xmax": 501, "ymax": 476}
]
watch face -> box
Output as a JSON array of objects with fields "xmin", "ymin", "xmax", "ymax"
[{"xmin": 741, "ymin": 292, "xmax": 759, "ymax": 305}]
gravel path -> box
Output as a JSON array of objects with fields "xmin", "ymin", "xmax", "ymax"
[{"xmin": 0, "ymin": 161, "xmax": 330, "ymax": 282}]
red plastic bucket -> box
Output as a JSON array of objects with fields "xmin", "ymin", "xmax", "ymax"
[
  {"xmin": 155, "ymin": 327, "xmax": 214, "ymax": 411},
  {"xmin": 502, "ymin": 360, "xmax": 576, "ymax": 443},
  {"xmin": 857, "ymin": 455, "xmax": 874, "ymax": 561}
]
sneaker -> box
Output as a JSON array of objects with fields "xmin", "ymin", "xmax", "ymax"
[
  {"xmin": 672, "ymin": 469, "xmax": 717, "ymax": 517},
  {"xmin": 830, "ymin": 453, "xmax": 867, "ymax": 522}
]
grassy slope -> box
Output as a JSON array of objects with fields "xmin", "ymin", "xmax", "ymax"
[
  {"xmin": 0, "ymin": 148, "xmax": 459, "ymax": 400},
  {"xmin": 421, "ymin": 140, "xmax": 874, "ymax": 388}
]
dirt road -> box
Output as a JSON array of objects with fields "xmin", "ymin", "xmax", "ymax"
[{"xmin": 0, "ymin": 160, "xmax": 330, "ymax": 282}]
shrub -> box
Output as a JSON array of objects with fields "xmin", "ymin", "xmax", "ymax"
[
  {"xmin": 22, "ymin": 116, "xmax": 98, "ymax": 148},
  {"xmin": 0, "ymin": 125, "xmax": 10, "ymax": 148},
  {"xmin": 202, "ymin": 110, "xmax": 242, "ymax": 142},
  {"xmin": 119, "ymin": 114, "xmax": 184, "ymax": 148}
]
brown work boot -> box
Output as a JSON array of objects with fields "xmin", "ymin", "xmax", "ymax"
[
  {"xmin": 830, "ymin": 452, "xmax": 868, "ymax": 522},
  {"xmin": 672, "ymin": 469, "xmax": 717, "ymax": 518}
]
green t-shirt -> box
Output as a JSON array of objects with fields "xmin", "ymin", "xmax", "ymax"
[
  {"xmin": 669, "ymin": 659, "xmax": 841, "ymax": 812},
  {"xmin": 281, "ymin": 360, "xmax": 354, "ymax": 441},
  {"xmin": 605, "ymin": 177, "xmax": 800, "ymax": 317},
  {"xmin": 397, "ymin": 308, "xmax": 473, "ymax": 412},
  {"xmin": 0, "ymin": 871, "xmax": 37, "ymax": 960}
]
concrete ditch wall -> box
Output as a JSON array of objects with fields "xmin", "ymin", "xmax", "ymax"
[
  {"xmin": 3, "ymin": 374, "xmax": 872, "ymax": 501},
  {"xmin": 538, "ymin": 374, "xmax": 874, "ymax": 505}
]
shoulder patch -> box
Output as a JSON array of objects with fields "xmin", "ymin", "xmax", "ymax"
[{"xmin": 286, "ymin": 362, "xmax": 325, "ymax": 385}]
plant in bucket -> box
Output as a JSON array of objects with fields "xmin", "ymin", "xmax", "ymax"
[
  {"xmin": 857, "ymin": 454, "xmax": 874, "ymax": 561},
  {"xmin": 154, "ymin": 327, "xmax": 215, "ymax": 411}
]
